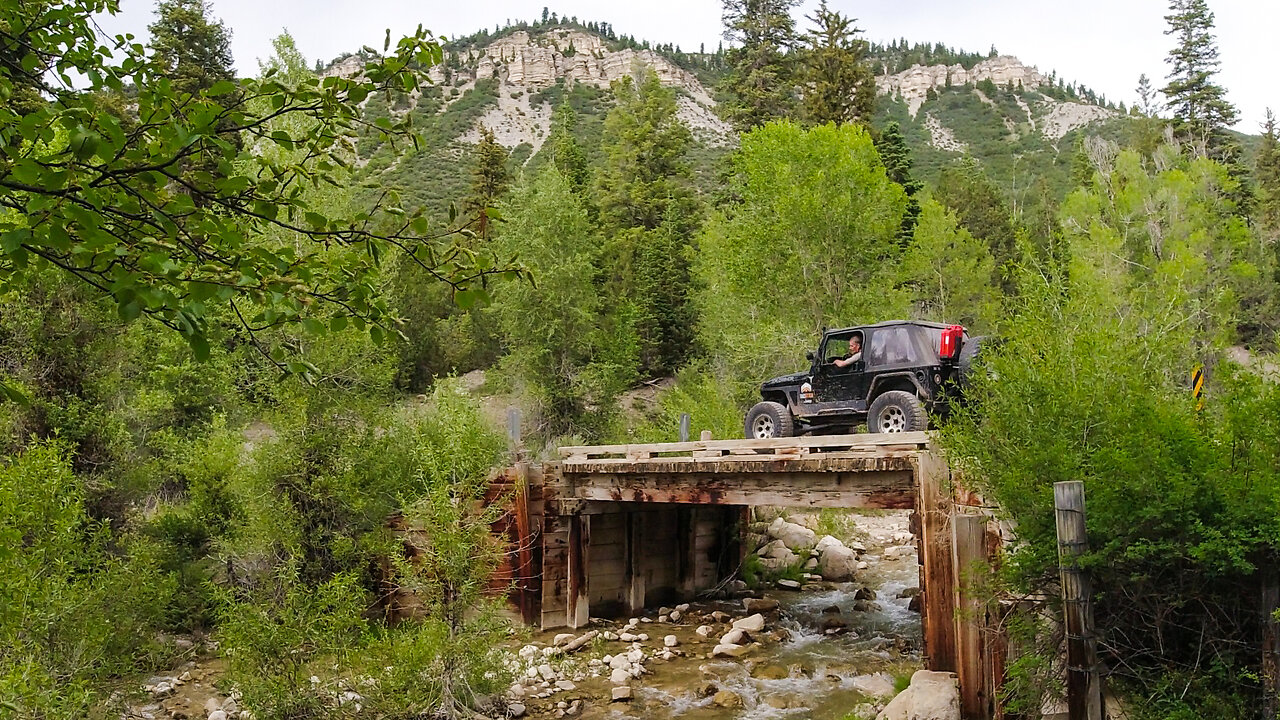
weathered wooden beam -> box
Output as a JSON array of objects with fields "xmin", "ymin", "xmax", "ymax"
[
  {"xmin": 570, "ymin": 482, "xmax": 914, "ymax": 509},
  {"xmin": 625, "ymin": 511, "xmax": 645, "ymax": 612},
  {"xmin": 952, "ymin": 512, "xmax": 990, "ymax": 719},
  {"xmin": 1054, "ymin": 481, "xmax": 1104, "ymax": 720},
  {"xmin": 567, "ymin": 514, "xmax": 589, "ymax": 628},
  {"xmin": 561, "ymin": 454, "xmax": 916, "ymax": 474},
  {"xmin": 559, "ymin": 431, "xmax": 931, "ymax": 459},
  {"xmin": 918, "ymin": 449, "xmax": 958, "ymax": 674}
]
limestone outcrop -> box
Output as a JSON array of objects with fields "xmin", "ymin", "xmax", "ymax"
[{"xmin": 876, "ymin": 55, "xmax": 1048, "ymax": 116}]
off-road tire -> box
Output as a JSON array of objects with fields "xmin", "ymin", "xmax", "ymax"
[
  {"xmin": 744, "ymin": 401, "xmax": 795, "ymax": 439},
  {"xmin": 956, "ymin": 336, "xmax": 987, "ymax": 389},
  {"xmin": 868, "ymin": 391, "xmax": 927, "ymax": 433}
]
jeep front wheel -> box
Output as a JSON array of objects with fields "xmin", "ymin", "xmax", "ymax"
[
  {"xmin": 744, "ymin": 401, "xmax": 795, "ymax": 439},
  {"xmin": 868, "ymin": 391, "xmax": 927, "ymax": 433}
]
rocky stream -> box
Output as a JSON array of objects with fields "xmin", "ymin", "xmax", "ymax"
[{"xmin": 126, "ymin": 510, "xmax": 947, "ymax": 720}]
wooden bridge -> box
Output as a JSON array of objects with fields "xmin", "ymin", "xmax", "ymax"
[{"xmin": 489, "ymin": 431, "xmax": 1007, "ymax": 719}]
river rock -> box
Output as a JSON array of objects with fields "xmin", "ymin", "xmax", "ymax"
[
  {"xmin": 695, "ymin": 625, "xmax": 714, "ymax": 637},
  {"xmin": 850, "ymin": 672, "xmax": 897, "ymax": 698},
  {"xmin": 804, "ymin": 557, "xmax": 819, "ymax": 571},
  {"xmin": 897, "ymin": 586, "xmax": 922, "ymax": 599},
  {"xmin": 815, "ymin": 534, "xmax": 845, "ymax": 554},
  {"xmin": 908, "ymin": 594, "xmax": 922, "ymax": 613},
  {"xmin": 567, "ymin": 699, "xmax": 583, "ymax": 716},
  {"xmin": 776, "ymin": 579, "xmax": 801, "ymax": 590},
  {"xmin": 669, "ymin": 610, "xmax": 683, "ymax": 622},
  {"xmin": 611, "ymin": 686, "xmax": 632, "ymax": 702},
  {"xmin": 619, "ymin": 632, "xmax": 638, "ymax": 642},
  {"xmin": 204, "ymin": 698, "xmax": 224, "ymax": 716},
  {"xmin": 752, "ymin": 664, "xmax": 789, "ymax": 680},
  {"xmin": 664, "ymin": 635, "xmax": 679, "ymax": 647},
  {"xmin": 609, "ymin": 654, "xmax": 629, "ymax": 669},
  {"xmin": 743, "ymin": 598, "xmax": 780, "ymax": 614},
  {"xmin": 555, "ymin": 680, "xmax": 576, "ymax": 690},
  {"xmin": 626, "ymin": 648, "xmax": 644, "ymax": 663},
  {"xmin": 719, "ymin": 628, "xmax": 747, "ymax": 645},
  {"xmin": 732, "ymin": 613, "xmax": 766, "ymax": 632},
  {"xmin": 609, "ymin": 668, "xmax": 631, "ymax": 684},
  {"xmin": 768, "ymin": 517, "xmax": 817, "ymax": 550},
  {"xmin": 508, "ymin": 702, "xmax": 527, "ymax": 717},
  {"xmin": 855, "ymin": 586, "xmax": 876, "ymax": 601},
  {"xmin": 537, "ymin": 664, "xmax": 556, "ymax": 681},
  {"xmin": 676, "ymin": 603, "xmax": 690, "ymax": 612},
  {"xmin": 553, "ymin": 633, "xmax": 575, "ymax": 647},
  {"xmin": 818, "ymin": 545, "xmax": 860, "ymax": 581},
  {"xmin": 712, "ymin": 642, "xmax": 754, "ymax": 658},
  {"xmin": 883, "ymin": 545, "xmax": 915, "ymax": 561},
  {"xmin": 876, "ymin": 670, "xmax": 960, "ymax": 720},
  {"xmin": 713, "ymin": 689, "xmax": 744, "ymax": 708},
  {"xmin": 711, "ymin": 611, "xmax": 731, "ymax": 623}
]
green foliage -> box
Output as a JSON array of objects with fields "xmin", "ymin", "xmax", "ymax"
[
  {"xmin": 0, "ymin": 443, "xmax": 174, "ymax": 718},
  {"xmin": 898, "ymin": 197, "xmax": 1002, "ymax": 332},
  {"xmin": 942, "ymin": 143, "xmax": 1280, "ymax": 713},
  {"xmin": 547, "ymin": 102, "xmax": 590, "ymax": 194},
  {"xmin": 491, "ymin": 168, "xmax": 626, "ymax": 439},
  {"xmin": 719, "ymin": 0, "xmax": 801, "ymax": 131},
  {"xmin": 0, "ymin": 1, "xmax": 519, "ymax": 368},
  {"xmin": 695, "ymin": 121, "xmax": 908, "ymax": 383},
  {"xmin": 933, "ymin": 158, "xmax": 1019, "ymax": 293},
  {"xmin": 148, "ymin": 0, "xmax": 235, "ymax": 98},
  {"xmin": 597, "ymin": 72, "xmax": 696, "ymax": 233},
  {"xmin": 1162, "ymin": 0, "xmax": 1238, "ymax": 157},
  {"xmin": 597, "ymin": 71, "xmax": 700, "ymax": 378},
  {"xmin": 875, "ymin": 121, "xmax": 923, "ymax": 243},
  {"xmin": 615, "ymin": 364, "xmax": 746, "ymax": 443},
  {"xmin": 466, "ymin": 126, "xmax": 511, "ymax": 239},
  {"xmin": 798, "ymin": 1, "xmax": 876, "ymax": 128},
  {"xmin": 217, "ymin": 384, "xmax": 509, "ymax": 719}
]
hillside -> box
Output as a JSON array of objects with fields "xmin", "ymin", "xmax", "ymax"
[{"xmin": 321, "ymin": 21, "xmax": 1137, "ymax": 217}]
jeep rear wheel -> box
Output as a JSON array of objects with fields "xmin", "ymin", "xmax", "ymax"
[
  {"xmin": 744, "ymin": 401, "xmax": 795, "ymax": 439},
  {"xmin": 868, "ymin": 391, "xmax": 927, "ymax": 433}
]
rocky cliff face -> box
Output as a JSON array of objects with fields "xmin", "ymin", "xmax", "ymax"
[
  {"xmin": 326, "ymin": 29, "xmax": 730, "ymax": 152},
  {"xmin": 876, "ymin": 55, "xmax": 1049, "ymax": 116}
]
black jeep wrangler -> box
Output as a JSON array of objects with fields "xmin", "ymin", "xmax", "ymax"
[{"xmin": 744, "ymin": 320, "xmax": 981, "ymax": 438}]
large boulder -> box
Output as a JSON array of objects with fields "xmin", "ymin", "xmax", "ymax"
[
  {"xmin": 768, "ymin": 517, "xmax": 817, "ymax": 550},
  {"xmin": 876, "ymin": 670, "xmax": 960, "ymax": 720},
  {"xmin": 818, "ymin": 544, "xmax": 860, "ymax": 581},
  {"xmin": 814, "ymin": 535, "xmax": 845, "ymax": 555}
]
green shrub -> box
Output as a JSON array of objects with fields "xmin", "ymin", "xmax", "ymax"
[{"xmin": 0, "ymin": 442, "xmax": 174, "ymax": 717}]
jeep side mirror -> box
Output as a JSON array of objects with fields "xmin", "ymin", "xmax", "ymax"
[{"xmin": 806, "ymin": 351, "xmax": 815, "ymax": 362}]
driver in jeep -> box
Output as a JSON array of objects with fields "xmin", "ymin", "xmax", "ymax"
[{"xmin": 833, "ymin": 335, "xmax": 862, "ymax": 368}]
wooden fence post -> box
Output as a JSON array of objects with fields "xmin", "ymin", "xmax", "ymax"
[
  {"xmin": 1053, "ymin": 481, "xmax": 1104, "ymax": 720},
  {"xmin": 953, "ymin": 513, "xmax": 990, "ymax": 719},
  {"xmin": 917, "ymin": 450, "xmax": 957, "ymax": 673}
]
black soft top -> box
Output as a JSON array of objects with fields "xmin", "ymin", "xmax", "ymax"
[{"xmin": 823, "ymin": 320, "xmax": 953, "ymax": 336}]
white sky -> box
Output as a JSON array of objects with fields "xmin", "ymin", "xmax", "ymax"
[{"xmin": 94, "ymin": 0, "xmax": 1277, "ymax": 132}]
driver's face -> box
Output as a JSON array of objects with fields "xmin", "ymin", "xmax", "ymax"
[{"xmin": 849, "ymin": 338, "xmax": 861, "ymax": 353}]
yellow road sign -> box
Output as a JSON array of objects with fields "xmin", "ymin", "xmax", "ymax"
[{"xmin": 1192, "ymin": 365, "xmax": 1205, "ymax": 410}]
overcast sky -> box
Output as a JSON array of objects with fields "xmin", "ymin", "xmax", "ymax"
[{"xmin": 95, "ymin": 0, "xmax": 1277, "ymax": 132}]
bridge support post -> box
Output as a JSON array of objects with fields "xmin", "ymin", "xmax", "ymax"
[
  {"xmin": 918, "ymin": 449, "xmax": 958, "ymax": 673},
  {"xmin": 953, "ymin": 512, "xmax": 992, "ymax": 719},
  {"xmin": 1054, "ymin": 481, "xmax": 1104, "ymax": 720}
]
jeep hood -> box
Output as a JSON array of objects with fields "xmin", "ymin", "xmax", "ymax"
[{"xmin": 761, "ymin": 371, "xmax": 808, "ymax": 390}]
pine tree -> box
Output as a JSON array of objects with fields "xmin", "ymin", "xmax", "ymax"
[
  {"xmin": 797, "ymin": 1, "xmax": 875, "ymax": 127},
  {"xmin": 467, "ymin": 127, "xmax": 510, "ymax": 240},
  {"xmin": 1161, "ymin": 0, "xmax": 1237, "ymax": 157},
  {"xmin": 1257, "ymin": 110, "xmax": 1280, "ymax": 247},
  {"xmin": 934, "ymin": 158, "xmax": 1019, "ymax": 294},
  {"xmin": 148, "ymin": 0, "xmax": 235, "ymax": 98},
  {"xmin": 597, "ymin": 71, "xmax": 699, "ymax": 377},
  {"xmin": 875, "ymin": 121, "xmax": 922, "ymax": 244},
  {"xmin": 719, "ymin": 0, "xmax": 801, "ymax": 131},
  {"xmin": 597, "ymin": 72, "xmax": 695, "ymax": 233},
  {"xmin": 548, "ymin": 103, "xmax": 589, "ymax": 195}
]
